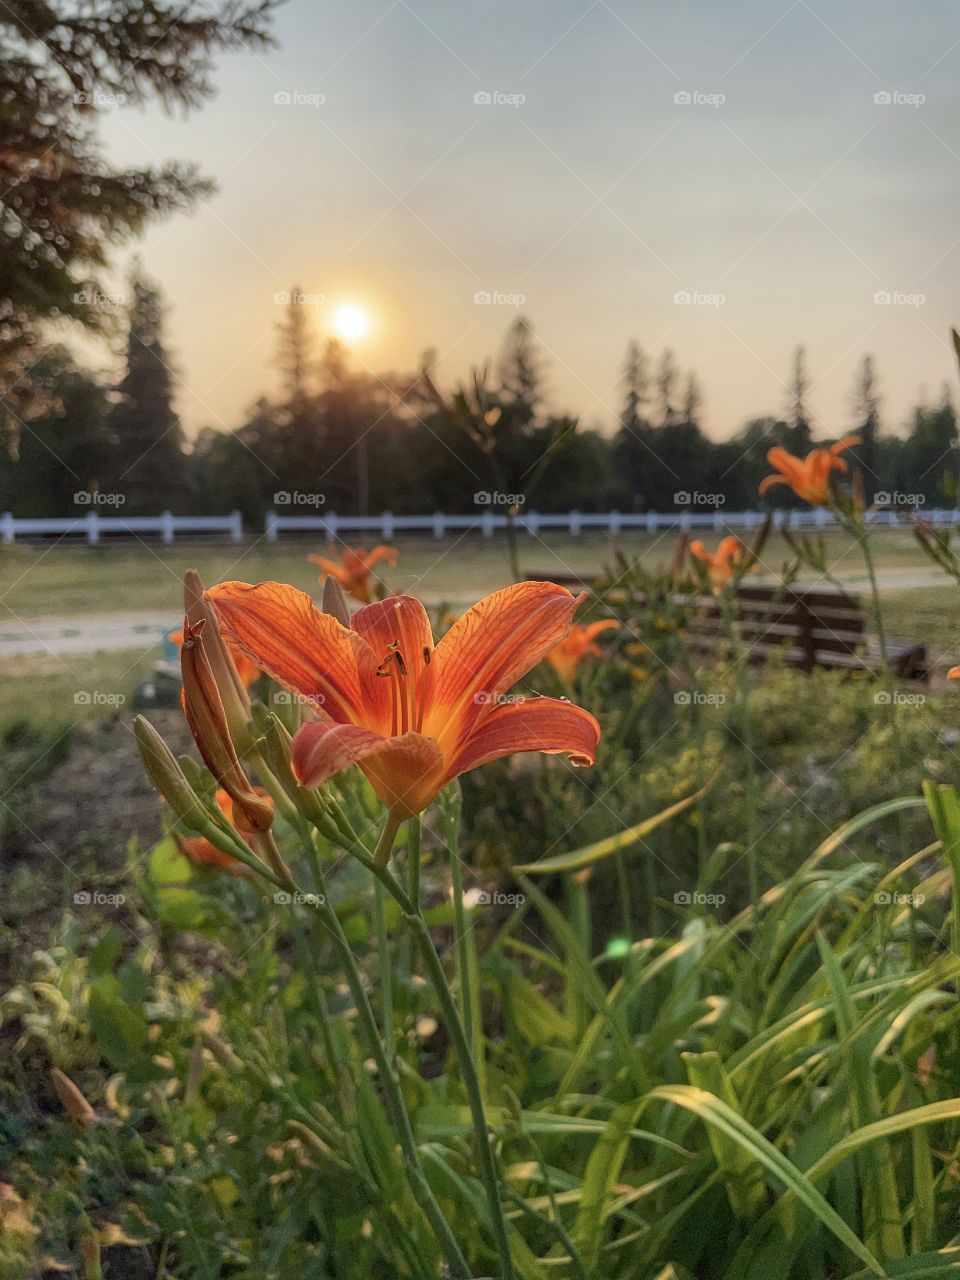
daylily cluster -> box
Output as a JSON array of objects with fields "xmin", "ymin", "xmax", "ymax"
[
  {"xmin": 137, "ymin": 573, "xmax": 602, "ymax": 867},
  {"xmin": 309, "ymin": 544, "xmax": 398, "ymax": 604},
  {"xmin": 759, "ymin": 436, "xmax": 860, "ymax": 508}
]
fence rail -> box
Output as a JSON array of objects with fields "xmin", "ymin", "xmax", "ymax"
[
  {"xmin": 0, "ymin": 511, "xmax": 243, "ymax": 545},
  {"xmin": 0, "ymin": 507, "xmax": 955, "ymax": 546},
  {"xmin": 264, "ymin": 507, "xmax": 957, "ymax": 540}
]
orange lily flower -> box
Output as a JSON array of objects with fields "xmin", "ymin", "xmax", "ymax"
[
  {"xmin": 689, "ymin": 536, "xmax": 747, "ymax": 588},
  {"xmin": 948, "ymin": 665, "xmax": 960, "ymax": 682},
  {"xmin": 171, "ymin": 626, "xmax": 260, "ymax": 689},
  {"xmin": 759, "ymin": 437, "xmax": 860, "ymax": 507},
  {"xmin": 309, "ymin": 545, "xmax": 399, "ymax": 604},
  {"xmin": 176, "ymin": 788, "xmax": 273, "ymax": 873},
  {"xmin": 206, "ymin": 580, "xmax": 601, "ymax": 823},
  {"xmin": 546, "ymin": 620, "xmax": 620, "ymax": 686}
]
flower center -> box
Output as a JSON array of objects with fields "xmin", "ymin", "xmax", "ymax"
[{"xmin": 376, "ymin": 642, "xmax": 430, "ymax": 736}]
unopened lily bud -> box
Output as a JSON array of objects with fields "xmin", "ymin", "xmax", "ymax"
[
  {"xmin": 184, "ymin": 569, "xmax": 254, "ymax": 752},
  {"xmin": 50, "ymin": 1068, "xmax": 96, "ymax": 1126},
  {"xmin": 255, "ymin": 708, "xmax": 330, "ymax": 826},
  {"xmin": 136, "ymin": 716, "xmax": 211, "ymax": 831},
  {"xmin": 321, "ymin": 575, "xmax": 351, "ymax": 626},
  {"xmin": 180, "ymin": 620, "xmax": 273, "ymax": 833}
]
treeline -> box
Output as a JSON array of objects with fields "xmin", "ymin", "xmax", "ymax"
[{"xmin": 3, "ymin": 269, "xmax": 958, "ymax": 518}]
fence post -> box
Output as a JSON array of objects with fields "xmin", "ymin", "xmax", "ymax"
[
  {"xmin": 481, "ymin": 511, "xmax": 494, "ymax": 538},
  {"xmin": 161, "ymin": 511, "xmax": 174, "ymax": 545},
  {"xmin": 0, "ymin": 513, "xmax": 13, "ymax": 544},
  {"xmin": 86, "ymin": 510, "xmax": 99, "ymax": 546},
  {"xmin": 680, "ymin": 512, "xmax": 691, "ymax": 533},
  {"xmin": 327, "ymin": 512, "xmax": 338, "ymax": 541},
  {"xmin": 230, "ymin": 510, "xmax": 243, "ymax": 542},
  {"xmin": 569, "ymin": 510, "xmax": 581, "ymax": 536},
  {"xmin": 646, "ymin": 511, "xmax": 658, "ymax": 534},
  {"xmin": 432, "ymin": 512, "xmax": 445, "ymax": 539},
  {"xmin": 713, "ymin": 508, "xmax": 723, "ymax": 531},
  {"xmin": 265, "ymin": 511, "xmax": 278, "ymax": 543},
  {"xmin": 382, "ymin": 511, "xmax": 394, "ymax": 540},
  {"xmin": 609, "ymin": 510, "xmax": 621, "ymax": 536}
]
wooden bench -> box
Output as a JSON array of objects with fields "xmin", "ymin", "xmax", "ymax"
[{"xmin": 526, "ymin": 573, "xmax": 928, "ymax": 679}]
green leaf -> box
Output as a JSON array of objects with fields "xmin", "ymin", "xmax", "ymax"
[{"xmin": 515, "ymin": 775, "xmax": 716, "ymax": 874}]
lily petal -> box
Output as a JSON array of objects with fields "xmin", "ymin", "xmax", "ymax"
[
  {"xmin": 207, "ymin": 581, "xmax": 380, "ymax": 726},
  {"xmin": 427, "ymin": 581, "xmax": 584, "ymax": 748},
  {"xmin": 292, "ymin": 720, "xmax": 445, "ymax": 816},
  {"xmin": 447, "ymin": 696, "xmax": 601, "ymax": 779},
  {"xmin": 351, "ymin": 595, "xmax": 435, "ymax": 690}
]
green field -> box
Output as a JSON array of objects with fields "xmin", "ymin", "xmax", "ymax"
[{"xmin": 0, "ymin": 525, "xmax": 947, "ymax": 619}]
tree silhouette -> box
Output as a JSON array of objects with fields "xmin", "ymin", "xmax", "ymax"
[{"xmin": 108, "ymin": 266, "xmax": 185, "ymax": 511}]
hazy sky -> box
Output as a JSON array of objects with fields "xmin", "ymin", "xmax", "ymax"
[{"xmin": 97, "ymin": 0, "xmax": 960, "ymax": 441}]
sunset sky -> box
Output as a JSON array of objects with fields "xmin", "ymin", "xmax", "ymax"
[{"xmin": 97, "ymin": 0, "xmax": 960, "ymax": 441}]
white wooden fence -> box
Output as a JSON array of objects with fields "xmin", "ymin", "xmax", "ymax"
[
  {"xmin": 0, "ymin": 511, "xmax": 243, "ymax": 545},
  {"xmin": 264, "ymin": 507, "xmax": 958, "ymax": 541},
  {"xmin": 0, "ymin": 507, "xmax": 955, "ymax": 546}
]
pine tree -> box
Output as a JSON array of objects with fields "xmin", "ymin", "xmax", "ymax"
[
  {"xmin": 654, "ymin": 349, "xmax": 679, "ymax": 427},
  {"xmin": 275, "ymin": 288, "xmax": 316, "ymax": 406},
  {"xmin": 0, "ymin": 0, "xmax": 275, "ymax": 404},
  {"xmin": 786, "ymin": 345, "xmax": 813, "ymax": 453},
  {"xmin": 108, "ymin": 266, "xmax": 185, "ymax": 512},
  {"xmin": 498, "ymin": 316, "xmax": 543, "ymax": 416},
  {"xmin": 850, "ymin": 354, "xmax": 881, "ymax": 490},
  {"xmin": 620, "ymin": 340, "xmax": 649, "ymax": 433}
]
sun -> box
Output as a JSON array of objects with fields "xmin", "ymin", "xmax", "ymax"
[{"xmin": 332, "ymin": 304, "xmax": 369, "ymax": 342}]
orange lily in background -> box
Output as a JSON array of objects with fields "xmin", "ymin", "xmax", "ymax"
[
  {"xmin": 546, "ymin": 620, "xmax": 620, "ymax": 686},
  {"xmin": 176, "ymin": 788, "xmax": 273, "ymax": 873},
  {"xmin": 309, "ymin": 545, "xmax": 399, "ymax": 604},
  {"xmin": 207, "ymin": 580, "xmax": 601, "ymax": 825},
  {"xmin": 689, "ymin": 536, "xmax": 747, "ymax": 589},
  {"xmin": 759, "ymin": 437, "xmax": 860, "ymax": 507},
  {"xmin": 948, "ymin": 665, "xmax": 960, "ymax": 682}
]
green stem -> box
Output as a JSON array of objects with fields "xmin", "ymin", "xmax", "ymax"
[
  {"xmin": 405, "ymin": 908, "xmax": 515, "ymax": 1280},
  {"xmin": 374, "ymin": 879, "xmax": 396, "ymax": 1062},
  {"xmin": 448, "ymin": 827, "xmax": 486, "ymax": 1100}
]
